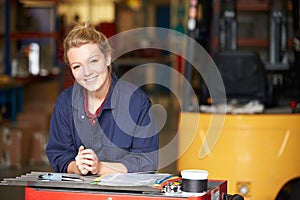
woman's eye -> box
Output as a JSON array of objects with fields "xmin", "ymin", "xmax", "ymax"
[
  {"xmin": 90, "ymin": 59, "xmax": 98, "ymax": 64},
  {"xmin": 72, "ymin": 65, "xmax": 80, "ymax": 70}
]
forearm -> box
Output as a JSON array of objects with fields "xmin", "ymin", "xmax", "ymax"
[
  {"xmin": 120, "ymin": 151, "xmax": 158, "ymax": 173},
  {"xmin": 97, "ymin": 162, "xmax": 128, "ymax": 175},
  {"xmin": 67, "ymin": 160, "xmax": 127, "ymax": 175}
]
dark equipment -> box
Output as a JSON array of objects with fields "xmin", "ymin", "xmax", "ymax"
[
  {"xmin": 219, "ymin": 0, "xmax": 237, "ymax": 51},
  {"xmin": 223, "ymin": 193, "xmax": 244, "ymax": 200},
  {"xmin": 200, "ymin": 51, "xmax": 269, "ymax": 105},
  {"xmin": 266, "ymin": 0, "xmax": 289, "ymax": 70},
  {"xmin": 292, "ymin": 0, "xmax": 300, "ymax": 96}
]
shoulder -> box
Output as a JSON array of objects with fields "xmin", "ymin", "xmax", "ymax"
[
  {"xmin": 54, "ymin": 85, "xmax": 74, "ymax": 109},
  {"xmin": 57, "ymin": 85, "xmax": 73, "ymax": 100},
  {"xmin": 112, "ymin": 75, "xmax": 150, "ymax": 104}
]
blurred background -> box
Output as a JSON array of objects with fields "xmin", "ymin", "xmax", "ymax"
[{"xmin": 1, "ymin": 0, "xmax": 300, "ymax": 199}]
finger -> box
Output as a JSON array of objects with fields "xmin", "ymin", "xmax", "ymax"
[
  {"xmin": 78, "ymin": 163, "xmax": 90, "ymax": 174},
  {"xmin": 75, "ymin": 153, "xmax": 85, "ymax": 162},
  {"xmin": 84, "ymin": 164, "xmax": 97, "ymax": 174},
  {"xmin": 81, "ymin": 152, "xmax": 98, "ymax": 162},
  {"xmin": 81, "ymin": 158, "xmax": 95, "ymax": 166},
  {"xmin": 75, "ymin": 153, "xmax": 88, "ymax": 166},
  {"xmin": 80, "ymin": 167, "xmax": 89, "ymax": 175},
  {"xmin": 75, "ymin": 155, "xmax": 81, "ymax": 164},
  {"xmin": 80, "ymin": 153, "xmax": 94, "ymax": 160},
  {"xmin": 89, "ymin": 161, "xmax": 100, "ymax": 175},
  {"xmin": 78, "ymin": 145, "xmax": 85, "ymax": 152},
  {"xmin": 81, "ymin": 149, "xmax": 96, "ymax": 155}
]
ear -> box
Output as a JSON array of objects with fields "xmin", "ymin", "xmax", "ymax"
[{"xmin": 105, "ymin": 54, "xmax": 112, "ymax": 67}]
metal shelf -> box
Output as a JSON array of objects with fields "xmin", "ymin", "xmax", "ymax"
[{"xmin": 2, "ymin": 0, "xmax": 58, "ymax": 76}]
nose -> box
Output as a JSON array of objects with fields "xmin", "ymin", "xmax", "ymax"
[{"xmin": 82, "ymin": 63, "xmax": 92, "ymax": 76}]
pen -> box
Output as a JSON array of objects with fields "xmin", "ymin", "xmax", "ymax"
[
  {"xmin": 61, "ymin": 177, "xmax": 83, "ymax": 182},
  {"xmin": 154, "ymin": 175, "xmax": 174, "ymax": 184}
]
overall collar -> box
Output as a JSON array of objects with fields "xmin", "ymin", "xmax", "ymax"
[{"xmin": 72, "ymin": 73, "xmax": 120, "ymax": 120}]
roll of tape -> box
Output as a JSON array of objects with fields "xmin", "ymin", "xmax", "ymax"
[{"xmin": 181, "ymin": 170, "xmax": 209, "ymax": 193}]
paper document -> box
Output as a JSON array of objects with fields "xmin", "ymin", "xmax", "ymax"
[{"xmin": 92, "ymin": 173, "xmax": 172, "ymax": 187}]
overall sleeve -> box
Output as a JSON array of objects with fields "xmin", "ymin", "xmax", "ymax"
[
  {"xmin": 45, "ymin": 94, "xmax": 80, "ymax": 173},
  {"xmin": 116, "ymin": 92, "xmax": 159, "ymax": 173}
]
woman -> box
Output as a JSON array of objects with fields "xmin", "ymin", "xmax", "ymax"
[{"xmin": 46, "ymin": 22, "xmax": 158, "ymax": 175}]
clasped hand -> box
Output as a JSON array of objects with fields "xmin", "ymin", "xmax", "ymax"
[{"xmin": 75, "ymin": 145, "xmax": 100, "ymax": 175}]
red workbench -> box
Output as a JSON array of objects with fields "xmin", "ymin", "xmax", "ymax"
[
  {"xmin": 1, "ymin": 172, "xmax": 227, "ymax": 200},
  {"xmin": 25, "ymin": 180, "xmax": 227, "ymax": 200}
]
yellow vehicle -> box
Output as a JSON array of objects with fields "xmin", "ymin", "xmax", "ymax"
[{"xmin": 177, "ymin": 112, "xmax": 300, "ymax": 200}]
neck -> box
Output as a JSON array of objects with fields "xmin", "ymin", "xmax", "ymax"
[{"xmin": 87, "ymin": 74, "xmax": 111, "ymax": 114}]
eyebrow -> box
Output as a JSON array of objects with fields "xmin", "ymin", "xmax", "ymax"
[
  {"xmin": 88, "ymin": 54, "xmax": 100, "ymax": 60},
  {"xmin": 70, "ymin": 54, "xmax": 100, "ymax": 66}
]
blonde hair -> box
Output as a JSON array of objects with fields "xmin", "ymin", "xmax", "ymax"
[{"xmin": 63, "ymin": 22, "xmax": 112, "ymax": 66}]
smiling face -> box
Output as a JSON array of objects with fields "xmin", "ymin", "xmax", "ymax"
[{"xmin": 68, "ymin": 43, "xmax": 111, "ymax": 92}]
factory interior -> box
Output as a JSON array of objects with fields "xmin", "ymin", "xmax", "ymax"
[{"xmin": 1, "ymin": 0, "xmax": 300, "ymax": 200}]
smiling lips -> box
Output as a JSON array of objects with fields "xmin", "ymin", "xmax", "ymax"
[{"xmin": 84, "ymin": 75, "xmax": 98, "ymax": 83}]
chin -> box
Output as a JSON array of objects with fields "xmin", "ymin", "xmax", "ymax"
[
  {"xmin": 83, "ymin": 81, "xmax": 101, "ymax": 92},
  {"xmin": 85, "ymin": 86, "xmax": 100, "ymax": 92}
]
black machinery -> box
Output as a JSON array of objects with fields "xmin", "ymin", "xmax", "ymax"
[{"xmin": 183, "ymin": 0, "xmax": 300, "ymax": 109}]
